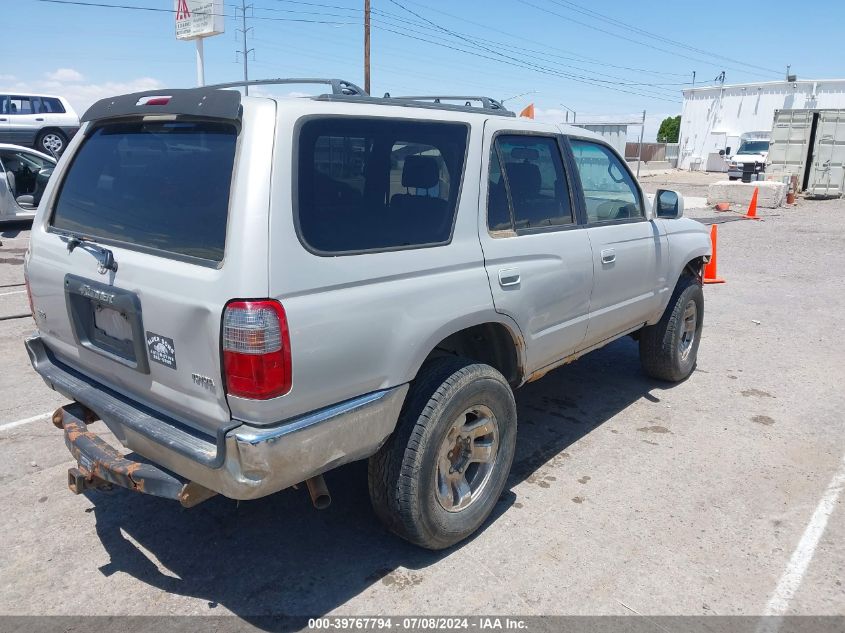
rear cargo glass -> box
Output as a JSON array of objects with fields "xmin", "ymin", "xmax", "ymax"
[{"xmin": 51, "ymin": 121, "xmax": 237, "ymax": 263}]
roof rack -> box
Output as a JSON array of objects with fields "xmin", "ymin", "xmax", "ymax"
[
  {"xmin": 206, "ymin": 78, "xmax": 368, "ymax": 97},
  {"xmin": 390, "ymin": 95, "xmax": 511, "ymax": 114}
]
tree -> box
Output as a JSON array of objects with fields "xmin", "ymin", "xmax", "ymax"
[{"xmin": 657, "ymin": 115, "xmax": 681, "ymax": 143}]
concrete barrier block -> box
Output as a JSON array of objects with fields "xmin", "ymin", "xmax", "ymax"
[{"xmin": 707, "ymin": 181, "xmax": 786, "ymax": 208}]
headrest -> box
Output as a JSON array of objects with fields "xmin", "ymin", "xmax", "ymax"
[
  {"xmin": 402, "ymin": 155, "xmax": 440, "ymax": 189},
  {"xmin": 510, "ymin": 147, "xmax": 539, "ymax": 161},
  {"xmin": 505, "ymin": 162, "xmax": 541, "ymax": 198}
]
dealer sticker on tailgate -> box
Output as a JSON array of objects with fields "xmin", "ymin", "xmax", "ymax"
[{"xmin": 146, "ymin": 332, "xmax": 177, "ymax": 370}]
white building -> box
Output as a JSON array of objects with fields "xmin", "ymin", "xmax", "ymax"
[{"xmin": 678, "ymin": 79, "xmax": 845, "ymax": 170}]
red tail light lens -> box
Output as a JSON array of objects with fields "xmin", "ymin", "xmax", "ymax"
[{"xmin": 222, "ymin": 300, "xmax": 291, "ymax": 399}]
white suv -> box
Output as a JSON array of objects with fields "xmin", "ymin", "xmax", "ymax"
[{"xmin": 0, "ymin": 93, "xmax": 79, "ymax": 156}]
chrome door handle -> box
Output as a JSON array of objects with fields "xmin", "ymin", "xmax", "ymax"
[
  {"xmin": 498, "ymin": 268, "xmax": 521, "ymax": 288},
  {"xmin": 601, "ymin": 248, "xmax": 616, "ymax": 264}
]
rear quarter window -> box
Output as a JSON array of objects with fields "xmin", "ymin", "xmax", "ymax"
[
  {"xmin": 51, "ymin": 120, "xmax": 237, "ymax": 263},
  {"xmin": 297, "ymin": 117, "xmax": 468, "ymax": 254}
]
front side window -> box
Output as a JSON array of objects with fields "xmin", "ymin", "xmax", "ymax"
[
  {"xmin": 486, "ymin": 134, "xmax": 574, "ymax": 233},
  {"xmin": 569, "ymin": 139, "xmax": 643, "ymax": 223},
  {"xmin": 298, "ymin": 118, "xmax": 468, "ymax": 253}
]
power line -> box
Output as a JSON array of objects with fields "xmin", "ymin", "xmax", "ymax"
[
  {"xmin": 380, "ymin": 0, "xmax": 682, "ymax": 100},
  {"xmin": 37, "ymin": 0, "xmax": 358, "ymax": 25},
  {"xmin": 396, "ymin": 0, "xmax": 690, "ymax": 78},
  {"xmin": 518, "ymin": 0, "xmax": 783, "ymax": 80},
  {"xmin": 544, "ymin": 0, "xmax": 782, "ymax": 76},
  {"xmin": 368, "ymin": 21, "xmax": 679, "ymax": 102}
]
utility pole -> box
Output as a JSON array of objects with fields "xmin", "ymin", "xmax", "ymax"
[
  {"xmin": 636, "ymin": 109, "xmax": 646, "ymax": 179},
  {"xmin": 236, "ymin": 0, "xmax": 254, "ymax": 95},
  {"xmin": 560, "ymin": 103, "xmax": 576, "ymax": 124},
  {"xmin": 364, "ymin": 0, "xmax": 371, "ymax": 94},
  {"xmin": 692, "ymin": 70, "xmax": 696, "ymax": 88}
]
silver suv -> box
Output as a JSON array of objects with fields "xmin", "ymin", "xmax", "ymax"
[{"xmin": 24, "ymin": 79, "xmax": 710, "ymax": 549}]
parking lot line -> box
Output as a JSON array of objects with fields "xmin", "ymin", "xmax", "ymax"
[
  {"xmin": 0, "ymin": 290, "xmax": 25, "ymax": 297},
  {"xmin": 0, "ymin": 411, "xmax": 52, "ymax": 432},
  {"xmin": 763, "ymin": 452, "xmax": 845, "ymax": 616}
]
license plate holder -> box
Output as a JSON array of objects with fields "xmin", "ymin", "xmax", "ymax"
[{"xmin": 64, "ymin": 274, "xmax": 150, "ymax": 373}]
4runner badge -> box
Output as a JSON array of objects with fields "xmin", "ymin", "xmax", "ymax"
[{"xmin": 146, "ymin": 332, "xmax": 177, "ymax": 370}]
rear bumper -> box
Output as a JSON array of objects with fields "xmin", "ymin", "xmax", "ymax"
[{"xmin": 26, "ymin": 335, "xmax": 408, "ymax": 500}]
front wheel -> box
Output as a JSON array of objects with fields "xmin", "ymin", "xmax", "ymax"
[
  {"xmin": 368, "ymin": 357, "xmax": 517, "ymax": 549},
  {"xmin": 639, "ymin": 274, "xmax": 704, "ymax": 382}
]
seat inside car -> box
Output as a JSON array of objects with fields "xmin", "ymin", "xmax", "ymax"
[{"xmin": 390, "ymin": 155, "xmax": 450, "ymax": 243}]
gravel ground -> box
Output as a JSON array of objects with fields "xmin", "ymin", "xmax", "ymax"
[{"xmin": 0, "ymin": 183, "xmax": 843, "ymax": 626}]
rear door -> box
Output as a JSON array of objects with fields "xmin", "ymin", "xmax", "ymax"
[
  {"xmin": 807, "ymin": 110, "xmax": 845, "ymax": 198},
  {"xmin": 565, "ymin": 137, "xmax": 668, "ymax": 346},
  {"xmin": 26, "ymin": 99, "xmax": 276, "ymax": 435},
  {"xmin": 5, "ymin": 95, "xmax": 41, "ymax": 145},
  {"xmin": 478, "ymin": 119, "xmax": 593, "ymax": 373}
]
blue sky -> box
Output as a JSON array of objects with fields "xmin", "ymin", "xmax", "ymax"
[{"xmin": 3, "ymin": 0, "xmax": 843, "ymax": 139}]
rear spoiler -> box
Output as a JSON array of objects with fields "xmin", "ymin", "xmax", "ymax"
[{"xmin": 82, "ymin": 88, "xmax": 241, "ymax": 123}]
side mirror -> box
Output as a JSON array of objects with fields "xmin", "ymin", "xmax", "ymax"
[
  {"xmin": 718, "ymin": 149, "xmax": 725, "ymax": 156},
  {"xmin": 655, "ymin": 189, "xmax": 684, "ymax": 219}
]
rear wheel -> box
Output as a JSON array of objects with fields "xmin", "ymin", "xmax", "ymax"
[
  {"xmin": 36, "ymin": 130, "xmax": 66, "ymax": 156},
  {"xmin": 368, "ymin": 357, "xmax": 517, "ymax": 549},
  {"xmin": 639, "ymin": 274, "xmax": 704, "ymax": 382}
]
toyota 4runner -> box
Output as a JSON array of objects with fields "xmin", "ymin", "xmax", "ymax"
[{"xmin": 24, "ymin": 79, "xmax": 710, "ymax": 549}]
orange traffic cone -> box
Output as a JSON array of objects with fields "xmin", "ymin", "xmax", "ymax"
[
  {"xmin": 744, "ymin": 187, "xmax": 759, "ymax": 219},
  {"xmin": 703, "ymin": 224, "xmax": 725, "ymax": 284}
]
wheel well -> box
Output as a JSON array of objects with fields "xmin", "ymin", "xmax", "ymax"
[
  {"xmin": 683, "ymin": 256, "xmax": 706, "ymax": 281},
  {"xmin": 423, "ymin": 323, "xmax": 522, "ymax": 387}
]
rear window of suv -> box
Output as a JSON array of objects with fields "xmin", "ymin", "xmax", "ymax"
[
  {"xmin": 51, "ymin": 120, "xmax": 237, "ymax": 263},
  {"xmin": 297, "ymin": 117, "xmax": 468, "ymax": 254}
]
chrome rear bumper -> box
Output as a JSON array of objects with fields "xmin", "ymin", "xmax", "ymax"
[{"xmin": 26, "ymin": 335, "xmax": 407, "ymax": 500}]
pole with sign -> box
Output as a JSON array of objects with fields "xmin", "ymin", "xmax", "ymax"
[{"xmin": 175, "ymin": 0, "xmax": 225, "ymax": 87}]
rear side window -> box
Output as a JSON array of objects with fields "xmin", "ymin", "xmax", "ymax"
[
  {"xmin": 51, "ymin": 121, "xmax": 237, "ymax": 263},
  {"xmin": 569, "ymin": 139, "xmax": 643, "ymax": 223},
  {"xmin": 298, "ymin": 118, "xmax": 468, "ymax": 253},
  {"xmin": 38, "ymin": 97, "xmax": 66, "ymax": 114}
]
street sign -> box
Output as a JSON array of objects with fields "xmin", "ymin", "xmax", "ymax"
[{"xmin": 174, "ymin": 0, "xmax": 224, "ymax": 41}]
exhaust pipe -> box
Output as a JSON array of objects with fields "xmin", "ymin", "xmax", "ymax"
[{"xmin": 304, "ymin": 475, "xmax": 331, "ymax": 509}]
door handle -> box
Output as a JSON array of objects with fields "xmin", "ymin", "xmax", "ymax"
[
  {"xmin": 35, "ymin": 117, "xmax": 44, "ymax": 121},
  {"xmin": 498, "ymin": 268, "xmax": 521, "ymax": 288},
  {"xmin": 0, "ymin": 118, "xmax": 7, "ymax": 121},
  {"xmin": 601, "ymin": 248, "xmax": 616, "ymax": 264}
]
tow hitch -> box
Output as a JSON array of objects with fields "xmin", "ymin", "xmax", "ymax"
[{"xmin": 53, "ymin": 403, "xmax": 217, "ymax": 508}]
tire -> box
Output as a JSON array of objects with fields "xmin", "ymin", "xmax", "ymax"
[
  {"xmin": 639, "ymin": 274, "xmax": 704, "ymax": 382},
  {"xmin": 728, "ymin": 176, "xmax": 739, "ymax": 181},
  {"xmin": 36, "ymin": 130, "xmax": 66, "ymax": 157},
  {"xmin": 368, "ymin": 357, "xmax": 517, "ymax": 549}
]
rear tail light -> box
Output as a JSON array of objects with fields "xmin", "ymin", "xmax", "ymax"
[{"xmin": 222, "ymin": 300, "xmax": 291, "ymax": 399}]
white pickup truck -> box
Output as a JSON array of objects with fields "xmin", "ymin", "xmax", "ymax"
[{"xmin": 727, "ymin": 132, "xmax": 770, "ymax": 180}]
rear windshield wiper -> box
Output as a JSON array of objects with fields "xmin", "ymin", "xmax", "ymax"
[{"xmin": 64, "ymin": 233, "xmax": 118, "ymax": 274}]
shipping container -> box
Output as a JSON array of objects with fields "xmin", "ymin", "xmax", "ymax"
[{"xmin": 766, "ymin": 108, "xmax": 845, "ymax": 198}]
